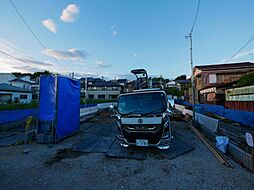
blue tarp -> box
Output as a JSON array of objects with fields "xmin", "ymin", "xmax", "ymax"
[
  {"xmin": 0, "ymin": 109, "xmax": 38, "ymax": 125},
  {"xmin": 38, "ymin": 75, "xmax": 56, "ymax": 122},
  {"xmin": 56, "ymin": 76, "xmax": 80, "ymax": 140},
  {"xmin": 176, "ymin": 100, "xmax": 254, "ymax": 128}
]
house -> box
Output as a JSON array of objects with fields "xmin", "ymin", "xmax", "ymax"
[
  {"xmin": 31, "ymin": 82, "xmax": 39, "ymax": 100},
  {"xmin": 81, "ymin": 80, "xmax": 121, "ymax": 100},
  {"xmin": 194, "ymin": 62, "xmax": 254, "ymax": 105},
  {"xmin": 0, "ymin": 73, "xmax": 38, "ymax": 101},
  {"xmin": 116, "ymin": 79, "xmax": 128, "ymax": 93},
  {"xmin": 9, "ymin": 78, "xmax": 34, "ymax": 90},
  {"xmin": 164, "ymin": 80, "xmax": 180, "ymax": 89},
  {"xmin": 175, "ymin": 79, "xmax": 191, "ymax": 90},
  {"xmin": 125, "ymin": 80, "xmax": 136, "ymax": 92},
  {"xmin": 0, "ymin": 73, "xmax": 16, "ymax": 84},
  {"xmin": 225, "ymin": 85, "xmax": 254, "ymax": 112},
  {"xmin": 0, "ymin": 83, "xmax": 32, "ymax": 104},
  {"xmin": 80, "ymin": 77, "xmax": 105, "ymax": 88}
]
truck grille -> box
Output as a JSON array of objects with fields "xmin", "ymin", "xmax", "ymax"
[{"xmin": 122, "ymin": 124, "xmax": 163, "ymax": 144}]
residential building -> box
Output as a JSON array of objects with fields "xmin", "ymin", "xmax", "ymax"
[
  {"xmin": 164, "ymin": 80, "xmax": 180, "ymax": 89},
  {"xmin": 225, "ymin": 85, "xmax": 254, "ymax": 112},
  {"xmin": 0, "ymin": 73, "xmax": 16, "ymax": 84},
  {"xmin": 116, "ymin": 79, "xmax": 128, "ymax": 93},
  {"xmin": 125, "ymin": 80, "xmax": 136, "ymax": 92},
  {"xmin": 194, "ymin": 62, "xmax": 254, "ymax": 105},
  {"xmin": 0, "ymin": 73, "xmax": 38, "ymax": 101},
  {"xmin": 175, "ymin": 79, "xmax": 191, "ymax": 90},
  {"xmin": 0, "ymin": 83, "xmax": 32, "ymax": 104},
  {"xmin": 9, "ymin": 78, "xmax": 34, "ymax": 90},
  {"xmin": 81, "ymin": 80, "xmax": 121, "ymax": 100},
  {"xmin": 31, "ymin": 83, "xmax": 39, "ymax": 100}
]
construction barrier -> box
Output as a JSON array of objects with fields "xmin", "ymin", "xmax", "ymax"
[
  {"xmin": 0, "ymin": 109, "xmax": 38, "ymax": 125},
  {"xmin": 195, "ymin": 113, "xmax": 219, "ymax": 132},
  {"xmin": 176, "ymin": 100, "xmax": 254, "ymax": 128},
  {"xmin": 175, "ymin": 104, "xmax": 185, "ymax": 113}
]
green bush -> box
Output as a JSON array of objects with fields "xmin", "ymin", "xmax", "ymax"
[
  {"xmin": 80, "ymin": 99, "xmax": 115, "ymax": 105},
  {"xmin": 237, "ymin": 72, "xmax": 254, "ymax": 87},
  {"xmin": 0, "ymin": 101, "xmax": 38, "ymax": 111}
]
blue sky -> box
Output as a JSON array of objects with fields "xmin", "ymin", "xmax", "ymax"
[{"xmin": 0, "ymin": 0, "xmax": 254, "ymax": 79}]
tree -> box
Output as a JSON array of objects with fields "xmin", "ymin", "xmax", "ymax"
[
  {"xmin": 237, "ymin": 72, "xmax": 254, "ymax": 87},
  {"xmin": 164, "ymin": 87, "xmax": 184, "ymax": 97},
  {"xmin": 13, "ymin": 70, "xmax": 51, "ymax": 80},
  {"xmin": 32, "ymin": 70, "xmax": 51, "ymax": 79},
  {"xmin": 175, "ymin": 75, "xmax": 187, "ymax": 81}
]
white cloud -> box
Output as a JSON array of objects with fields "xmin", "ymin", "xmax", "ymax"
[
  {"xmin": 112, "ymin": 30, "xmax": 118, "ymax": 36},
  {"xmin": 95, "ymin": 60, "xmax": 111, "ymax": 68},
  {"xmin": 41, "ymin": 19, "xmax": 57, "ymax": 33},
  {"xmin": 60, "ymin": 4, "xmax": 80, "ymax": 23},
  {"xmin": 21, "ymin": 58, "xmax": 52, "ymax": 66},
  {"xmin": 110, "ymin": 25, "xmax": 118, "ymax": 37},
  {"xmin": 0, "ymin": 39, "xmax": 53, "ymax": 73},
  {"xmin": 133, "ymin": 53, "xmax": 142, "ymax": 58},
  {"xmin": 43, "ymin": 49, "xmax": 87, "ymax": 60}
]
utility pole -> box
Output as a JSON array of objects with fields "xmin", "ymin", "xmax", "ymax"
[
  {"xmin": 186, "ymin": 32, "xmax": 196, "ymax": 124},
  {"xmin": 85, "ymin": 76, "xmax": 87, "ymax": 107}
]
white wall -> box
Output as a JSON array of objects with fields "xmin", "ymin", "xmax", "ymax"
[
  {"xmin": 81, "ymin": 89, "xmax": 120, "ymax": 100},
  {"xmin": 88, "ymin": 90, "xmax": 120, "ymax": 99},
  {"xmin": 0, "ymin": 91, "xmax": 32, "ymax": 103},
  {"xmin": 10, "ymin": 81, "xmax": 32, "ymax": 90}
]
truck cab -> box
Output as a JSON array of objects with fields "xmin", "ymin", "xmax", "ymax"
[{"xmin": 115, "ymin": 89, "xmax": 173, "ymax": 149}]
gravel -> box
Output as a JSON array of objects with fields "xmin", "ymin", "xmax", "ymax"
[{"xmin": 0, "ymin": 118, "xmax": 254, "ymax": 190}]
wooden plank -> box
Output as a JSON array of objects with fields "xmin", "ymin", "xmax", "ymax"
[{"xmin": 189, "ymin": 124, "xmax": 233, "ymax": 168}]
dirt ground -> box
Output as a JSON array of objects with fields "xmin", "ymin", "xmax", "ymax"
[{"xmin": 0, "ymin": 116, "xmax": 254, "ymax": 190}]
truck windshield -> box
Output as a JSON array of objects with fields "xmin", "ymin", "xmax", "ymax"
[{"xmin": 117, "ymin": 92, "xmax": 167, "ymax": 115}]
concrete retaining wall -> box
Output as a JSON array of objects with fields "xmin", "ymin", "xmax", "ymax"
[
  {"xmin": 80, "ymin": 102, "xmax": 116, "ymax": 118},
  {"xmin": 176, "ymin": 103, "xmax": 254, "ymax": 172},
  {"xmin": 175, "ymin": 104, "xmax": 185, "ymax": 113}
]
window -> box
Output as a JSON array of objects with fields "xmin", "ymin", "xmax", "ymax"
[
  {"xmin": 98, "ymin": 94, "xmax": 105, "ymax": 99},
  {"xmin": 20, "ymin": 94, "xmax": 28, "ymax": 99},
  {"xmin": 109, "ymin": 95, "xmax": 118, "ymax": 100},
  {"xmin": 209, "ymin": 74, "xmax": 217, "ymax": 84},
  {"xmin": 118, "ymin": 92, "xmax": 167, "ymax": 115},
  {"xmin": 112, "ymin": 87, "xmax": 119, "ymax": 90},
  {"xmin": 88, "ymin": 94, "xmax": 94, "ymax": 99}
]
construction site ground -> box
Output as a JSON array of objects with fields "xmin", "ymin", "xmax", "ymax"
[{"xmin": 0, "ymin": 114, "xmax": 254, "ymax": 190}]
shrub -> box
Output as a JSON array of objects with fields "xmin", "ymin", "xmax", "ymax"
[{"xmin": 237, "ymin": 72, "xmax": 254, "ymax": 87}]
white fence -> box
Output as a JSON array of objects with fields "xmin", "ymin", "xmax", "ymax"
[
  {"xmin": 80, "ymin": 102, "xmax": 116, "ymax": 118},
  {"xmin": 175, "ymin": 103, "xmax": 219, "ymax": 132}
]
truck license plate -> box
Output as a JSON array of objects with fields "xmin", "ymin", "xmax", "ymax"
[{"xmin": 136, "ymin": 139, "xmax": 148, "ymax": 147}]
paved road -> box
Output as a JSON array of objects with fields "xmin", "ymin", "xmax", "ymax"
[{"xmin": 0, "ymin": 116, "xmax": 254, "ymax": 190}]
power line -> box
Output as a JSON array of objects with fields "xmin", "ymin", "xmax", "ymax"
[
  {"xmin": 0, "ymin": 50, "xmax": 48, "ymax": 71},
  {"xmin": 9, "ymin": 0, "xmax": 70, "ymax": 73},
  {"xmin": 224, "ymin": 34, "xmax": 254, "ymax": 63},
  {"xmin": 185, "ymin": 0, "xmax": 201, "ymax": 124},
  {"xmin": 190, "ymin": 0, "xmax": 201, "ymax": 34},
  {"xmin": 0, "ymin": 50, "xmax": 29, "ymax": 64}
]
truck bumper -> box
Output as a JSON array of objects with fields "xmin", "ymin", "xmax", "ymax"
[{"xmin": 117, "ymin": 135, "xmax": 173, "ymax": 150}]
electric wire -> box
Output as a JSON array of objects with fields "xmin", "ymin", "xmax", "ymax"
[
  {"xmin": 9, "ymin": 0, "xmax": 70, "ymax": 73},
  {"xmin": 190, "ymin": 0, "xmax": 201, "ymax": 34},
  {"xmin": 224, "ymin": 34, "xmax": 254, "ymax": 63},
  {"xmin": 0, "ymin": 50, "xmax": 50, "ymax": 71}
]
